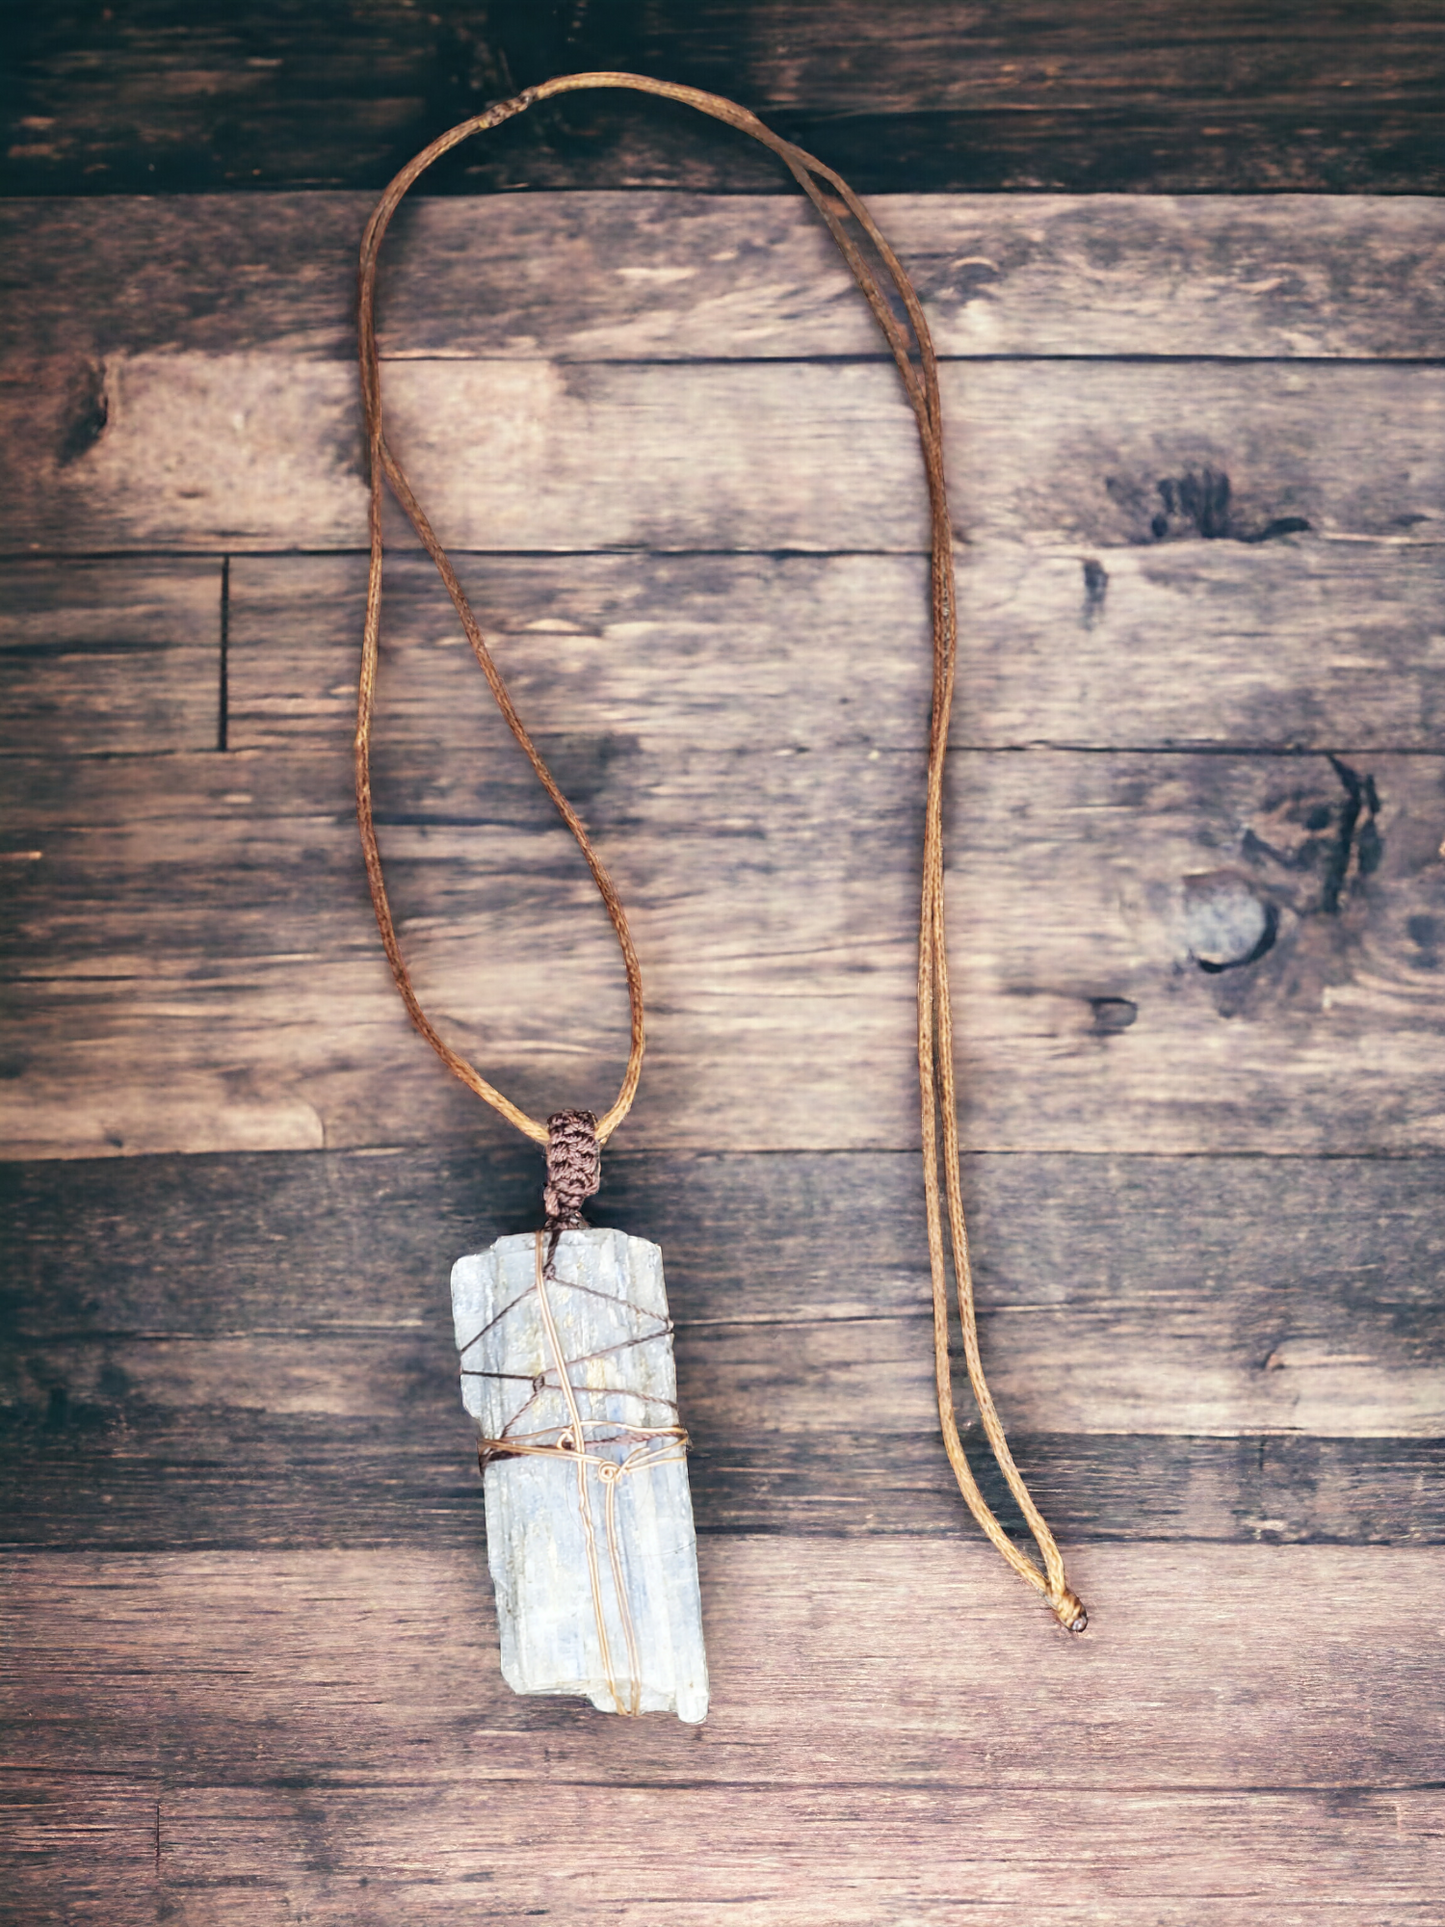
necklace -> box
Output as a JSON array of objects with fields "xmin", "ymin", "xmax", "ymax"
[{"xmin": 356, "ymin": 73, "xmax": 1086, "ymax": 1725}]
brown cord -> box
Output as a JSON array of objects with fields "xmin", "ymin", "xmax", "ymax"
[{"xmin": 356, "ymin": 72, "xmax": 1085, "ymax": 1632}]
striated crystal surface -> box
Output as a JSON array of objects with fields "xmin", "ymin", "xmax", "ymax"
[{"xmin": 451, "ymin": 1226, "xmax": 709, "ymax": 1723}]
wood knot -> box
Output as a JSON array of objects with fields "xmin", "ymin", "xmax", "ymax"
[
  {"xmin": 1182, "ymin": 872, "xmax": 1277, "ymax": 973},
  {"xmin": 544, "ymin": 1109, "xmax": 601, "ymax": 1228}
]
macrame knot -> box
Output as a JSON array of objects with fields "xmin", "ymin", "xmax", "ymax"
[{"xmin": 544, "ymin": 1109, "xmax": 601, "ymax": 1228}]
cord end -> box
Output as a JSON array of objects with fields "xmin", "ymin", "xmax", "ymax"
[{"xmin": 1051, "ymin": 1589, "xmax": 1088, "ymax": 1634}]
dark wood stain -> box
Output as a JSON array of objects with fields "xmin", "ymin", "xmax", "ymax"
[{"xmin": 3, "ymin": 1, "xmax": 1445, "ymax": 196}]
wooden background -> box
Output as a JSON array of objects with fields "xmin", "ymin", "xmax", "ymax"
[{"xmin": 3, "ymin": 5, "xmax": 1445, "ymax": 1923}]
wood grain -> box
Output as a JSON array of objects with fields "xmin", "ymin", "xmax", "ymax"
[
  {"xmin": 10, "ymin": 1411, "xmax": 1445, "ymax": 1550},
  {"xmin": 4, "ymin": 1148, "xmax": 1441, "ymax": 1548},
  {"xmin": 154, "ymin": 1784, "xmax": 1445, "ymax": 1926},
  {"xmin": 0, "ymin": 1773, "xmax": 158, "ymax": 1927},
  {"xmin": 10, "ymin": 1251, "xmax": 1443, "ymax": 1443},
  {"xmin": 5, "ymin": 357, "xmax": 1442, "ymax": 556},
  {"xmin": 5, "ymin": 1146, "xmax": 1444, "ymax": 1441},
  {"xmin": 7, "ymin": 194, "xmax": 1445, "ymax": 365},
  {"xmin": 228, "ymin": 546, "xmax": 1445, "ymax": 756},
  {"xmin": 0, "ymin": 557, "xmax": 220, "ymax": 756},
  {"xmin": 6, "ymin": 1772, "xmax": 1439, "ymax": 1927},
  {"xmin": 5, "ymin": 1542, "xmax": 1443, "ymax": 1788},
  {"xmin": 8, "ymin": 1546, "xmax": 1444, "ymax": 1920},
  {"xmin": 5, "ymin": 742, "xmax": 1444, "ymax": 1159},
  {"xmin": 3, "ymin": 1, "xmax": 1444, "ymax": 197},
  {"xmin": 3, "ymin": 170, "xmax": 1444, "ymax": 1925},
  {"xmin": 12, "ymin": 1145, "xmax": 1444, "ymax": 1345},
  {"xmin": 11, "ymin": 1780, "xmax": 1442, "ymax": 1927}
]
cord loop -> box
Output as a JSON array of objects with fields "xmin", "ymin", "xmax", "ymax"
[{"xmin": 357, "ymin": 72, "xmax": 1085, "ymax": 1631}]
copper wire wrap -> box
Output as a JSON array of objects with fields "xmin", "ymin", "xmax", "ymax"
[{"xmin": 356, "ymin": 72, "xmax": 1085, "ymax": 1633}]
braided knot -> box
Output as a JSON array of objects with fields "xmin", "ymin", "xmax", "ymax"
[{"xmin": 544, "ymin": 1109, "xmax": 601, "ymax": 1228}]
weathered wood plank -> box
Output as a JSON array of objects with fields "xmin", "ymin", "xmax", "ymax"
[
  {"xmin": 8, "ymin": 1295, "xmax": 1440, "ymax": 1447},
  {"xmin": 4, "ymin": 1544, "xmax": 1442, "ymax": 1787},
  {"xmin": 7, "ymin": 194, "xmax": 1445, "ymax": 365},
  {"xmin": 3, "ymin": 2, "xmax": 1444, "ymax": 196},
  {"xmin": 0, "ymin": 1773, "xmax": 158, "ymax": 1927},
  {"xmin": 155, "ymin": 1783, "xmax": 1445, "ymax": 1925},
  {"xmin": 4, "ymin": 359, "xmax": 1441, "ymax": 555},
  {"xmin": 227, "ymin": 546, "xmax": 1445, "ymax": 756},
  {"xmin": 0, "ymin": 122, "xmax": 1438, "ymax": 1927},
  {"xmin": 3, "ymin": 746, "xmax": 1444, "ymax": 1159},
  {"xmin": 648, "ymin": 0, "xmax": 1445, "ymax": 125},
  {"xmin": 9, "ymin": 1412, "xmax": 1445, "ymax": 1549},
  {"xmin": 0, "ymin": 558, "xmax": 219, "ymax": 756},
  {"xmin": 13, "ymin": 1145, "xmax": 1445, "ymax": 1347},
  {"xmin": 3, "ymin": 1149, "xmax": 1441, "ymax": 1546}
]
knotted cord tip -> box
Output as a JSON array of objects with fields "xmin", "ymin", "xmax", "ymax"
[{"xmin": 1050, "ymin": 1589, "xmax": 1088, "ymax": 1634}]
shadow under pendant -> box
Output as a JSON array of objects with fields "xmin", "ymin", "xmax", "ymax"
[{"xmin": 451, "ymin": 1224, "xmax": 709, "ymax": 1723}]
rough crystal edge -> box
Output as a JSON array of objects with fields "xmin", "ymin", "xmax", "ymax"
[{"xmin": 451, "ymin": 1226, "xmax": 710, "ymax": 1725}]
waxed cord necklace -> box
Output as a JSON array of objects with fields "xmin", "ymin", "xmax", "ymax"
[{"xmin": 356, "ymin": 71, "xmax": 1086, "ymax": 1635}]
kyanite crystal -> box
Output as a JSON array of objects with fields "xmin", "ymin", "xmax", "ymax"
[{"xmin": 451, "ymin": 1226, "xmax": 709, "ymax": 1723}]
